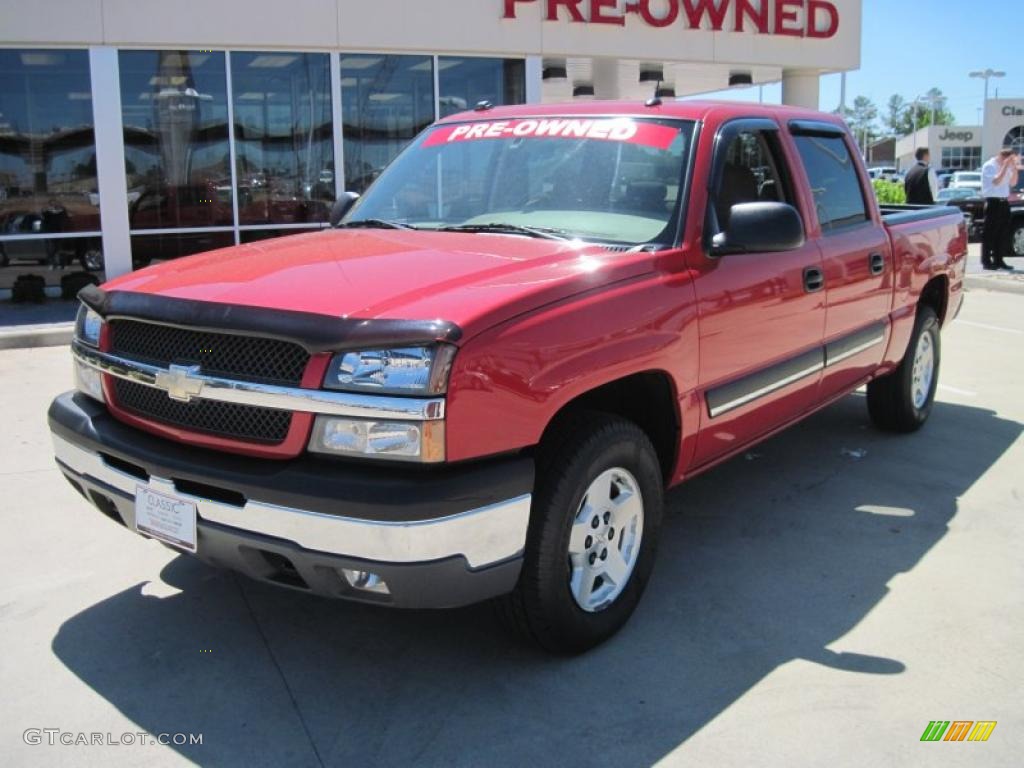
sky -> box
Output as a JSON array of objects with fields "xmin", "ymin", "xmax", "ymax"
[{"xmin": 691, "ymin": 0, "xmax": 1024, "ymax": 128}]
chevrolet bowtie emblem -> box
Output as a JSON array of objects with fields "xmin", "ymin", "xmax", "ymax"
[{"xmin": 155, "ymin": 364, "xmax": 204, "ymax": 403}]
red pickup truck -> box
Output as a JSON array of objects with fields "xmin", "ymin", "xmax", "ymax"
[{"xmin": 49, "ymin": 101, "xmax": 966, "ymax": 653}]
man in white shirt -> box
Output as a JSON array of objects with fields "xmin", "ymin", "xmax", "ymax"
[{"xmin": 981, "ymin": 147, "xmax": 1020, "ymax": 270}]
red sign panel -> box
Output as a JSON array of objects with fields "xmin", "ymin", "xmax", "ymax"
[
  {"xmin": 424, "ymin": 119, "xmax": 680, "ymax": 149},
  {"xmin": 503, "ymin": 0, "xmax": 840, "ymax": 39}
]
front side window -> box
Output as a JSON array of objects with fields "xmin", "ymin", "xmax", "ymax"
[
  {"xmin": 346, "ymin": 117, "xmax": 694, "ymax": 246},
  {"xmin": 793, "ymin": 134, "xmax": 869, "ymax": 233},
  {"xmin": 714, "ymin": 130, "xmax": 790, "ymax": 230}
]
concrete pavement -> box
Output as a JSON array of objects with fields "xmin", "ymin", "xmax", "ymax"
[{"xmin": 1, "ymin": 293, "xmax": 1022, "ymax": 767}]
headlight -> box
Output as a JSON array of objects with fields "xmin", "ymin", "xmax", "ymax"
[
  {"xmin": 323, "ymin": 344, "xmax": 456, "ymax": 395},
  {"xmin": 74, "ymin": 304, "xmax": 103, "ymax": 348},
  {"xmin": 73, "ymin": 304, "xmax": 105, "ymax": 402},
  {"xmin": 309, "ymin": 416, "xmax": 445, "ymax": 462}
]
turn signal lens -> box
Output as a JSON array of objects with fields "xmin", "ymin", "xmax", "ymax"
[{"xmin": 73, "ymin": 359, "xmax": 105, "ymax": 403}]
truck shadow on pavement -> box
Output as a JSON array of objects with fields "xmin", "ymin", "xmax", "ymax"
[{"xmin": 52, "ymin": 395, "xmax": 1021, "ymax": 767}]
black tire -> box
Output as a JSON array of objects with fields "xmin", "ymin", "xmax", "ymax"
[
  {"xmin": 497, "ymin": 412, "xmax": 664, "ymax": 654},
  {"xmin": 1011, "ymin": 220, "xmax": 1024, "ymax": 258},
  {"xmin": 867, "ymin": 306, "xmax": 940, "ymax": 433}
]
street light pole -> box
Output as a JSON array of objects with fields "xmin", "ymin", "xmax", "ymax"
[{"xmin": 969, "ymin": 68, "xmax": 1006, "ymax": 155}]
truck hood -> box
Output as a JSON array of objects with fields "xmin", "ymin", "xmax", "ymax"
[{"xmin": 104, "ymin": 229, "xmax": 658, "ymax": 341}]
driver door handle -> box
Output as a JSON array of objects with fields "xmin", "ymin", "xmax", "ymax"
[
  {"xmin": 869, "ymin": 252, "xmax": 886, "ymax": 276},
  {"xmin": 803, "ymin": 266, "xmax": 825, "ymax": 293}
]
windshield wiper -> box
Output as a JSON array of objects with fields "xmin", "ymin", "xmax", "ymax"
[
  {"xmin": 339, "ymin": 219, "xmax": 416, "ymax": 230},
  {"xmin": 436, "ymin": 223, "xmax": 571, "ymax": 241}
]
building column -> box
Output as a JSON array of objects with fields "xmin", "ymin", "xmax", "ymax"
[
  {"xmin": 525, "ymin": 56, "xmax": 543, "ymax": 104},
  {"xmin": 781, "ymin": 69, "xmax": 820, "ymax": 110},
  {"xmin": 591, "ymin": 58, "xmax": 621, "ymax": 100},
  {"xmin": 88, "ymin": 47, "xmax": 132, "ymax": 280}
]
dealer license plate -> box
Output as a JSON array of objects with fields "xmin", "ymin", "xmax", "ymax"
[{"xmin": 134, "ymin": 485, "xmax": 197, "ymax": 553}]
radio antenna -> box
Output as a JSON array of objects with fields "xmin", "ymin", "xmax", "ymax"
[{"xmin": 645, "ymin": 79, "xmax": 663, "ymax": 108}]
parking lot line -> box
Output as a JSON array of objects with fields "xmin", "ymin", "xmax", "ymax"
[{"xmin": 957, "ymin": 320, "xmax": 1023, "ymax": 335}]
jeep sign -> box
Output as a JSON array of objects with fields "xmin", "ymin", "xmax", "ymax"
[{"xmin": 938, "ymin": 129, "xmax": 975, "ymax": 143}]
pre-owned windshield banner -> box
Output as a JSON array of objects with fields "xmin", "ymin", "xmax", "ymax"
[{"xmin": 423, "ymin": 119, "xmax": 679, "ymax": 150}]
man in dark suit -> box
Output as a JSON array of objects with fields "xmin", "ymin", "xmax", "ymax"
[{"xmin": 904, "ymin": 148, "xmax": 938, "ymax": 205}]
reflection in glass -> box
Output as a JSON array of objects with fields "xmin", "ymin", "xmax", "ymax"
[
  {"xmin": 0, "ymin": 49, "xmax": 100, "ymax": 236},
  {"xmin": 120, "ymin": 50, "xmax": 232, "ymax": 230},
  {"xmin": 130, "ymin": 230, "xmax": 235, "ymax": 269},
  {"xmin": 232, "ymin": 52, "xmax": 335, "ymax": 226},
  {"xmin": 340, "ymin": 55, "xmax": 435, "ymax": 194},
  {"xmin": 438, "ymin": 57, "xmax": 526, "ymax": 118},
  {"xmin": 239, "ymin": 227, "xmax": 322, "ymax": 244}
]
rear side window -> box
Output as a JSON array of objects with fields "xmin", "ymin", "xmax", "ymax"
[{"xmin": 793, "ymin": 135, "xmax": 869, "ymax": 233}]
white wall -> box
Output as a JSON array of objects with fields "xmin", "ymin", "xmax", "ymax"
[
  {"xmin": 0, "ymin": 0, "xmax": 862, "ymax": 70},
  {"xmin": 983, "ymin": 99, "xmax": 1024, "ymax": 160}
]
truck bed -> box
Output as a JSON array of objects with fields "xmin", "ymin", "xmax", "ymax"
[{"xmin": 878, "ymin": 204, "xmax": 962, "ymax": 226}]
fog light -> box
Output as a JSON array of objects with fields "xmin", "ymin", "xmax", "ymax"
[
  {"xmin": 342, "ymin": 568, "xmax": 390, "ymax": 595},
  {"xmin": 309, "ymin": 416, "xmax": 444, "ymax": 462},
  {"xmin": 74, "ymin": 359, "xmax": 105, "ymax": 403}
]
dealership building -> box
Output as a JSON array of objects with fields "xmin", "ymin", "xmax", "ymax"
[
  {"xmin": 0, "ymin": 0, "xmax": 861, "ymax": 301},
  {"xmin": 895, "ymin": 98, "xmax": 1024, "ymax": 172}
]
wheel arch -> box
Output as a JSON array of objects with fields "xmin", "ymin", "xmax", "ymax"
[
  {"xmin": 538, "ymin": 370, "xmax": 680, "ymax": 484},
  {"xmin": 918, "ymin": 274, "xmax": 950, "ymax": 326}
]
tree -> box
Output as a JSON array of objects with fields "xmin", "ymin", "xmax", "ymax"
[
  {"xmin": 839, "ymin": 95, "xmax": 880, "ymax": 152},
  {"xmin": 886, "ymin": 88, "xmax": 957, "ymax": 135},
  {"xmin": 885, "ymin": 94, "xmax": 906, "ymax": 135}
]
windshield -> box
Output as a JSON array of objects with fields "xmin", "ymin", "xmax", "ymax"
[
  {"xmin": 344, "ymin": 117, "xmax": 695, "ymax": 246},
  {"xmin": 956, "ymin": 173, "xmax": 981, "ymax": 182}
]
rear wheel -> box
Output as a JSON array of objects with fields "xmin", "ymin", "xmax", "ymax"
[
  {"xmin": 867, "ymin": 306, "xmax": 940, "ymax": 432},
  {"xmin": 1012, "ymin": 221, "xmax": 1024, "ymax": 258},
  {"xmin": 497, "ymin": 413, "xmax": 664, "ymax": 654}
]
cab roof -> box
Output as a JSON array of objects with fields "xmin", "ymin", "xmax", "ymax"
[{"xmin": 438, "ymin": 99, "xmax": 842, "ymax": 128}]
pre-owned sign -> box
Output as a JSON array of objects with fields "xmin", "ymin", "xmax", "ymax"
[{"xmin": 503, "ymin": 0, "xmax": 840, "ymax": 38}]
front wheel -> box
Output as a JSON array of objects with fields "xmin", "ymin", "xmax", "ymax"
[
  {"xmin": 867, "ymin": 306, "xmax": 940, "ymax": 432},
  {"xmin": 497, "ymin": 413, "xmax": 664, "ymax": 653}
]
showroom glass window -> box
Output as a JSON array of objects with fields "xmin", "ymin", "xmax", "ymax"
[
  {"xmin": 437, "ymin": 57, "xmax": 525, "ymax": 118},
  {"xmin": 119, "ymin": 50, "xmax": 232, "ymax": 231},
  {"xmin": 941, "ymin": 146, "xmax": 981, "ymax": 171},
  {"xmin": 0, "ymin": 49, "xmax": 103, "ymax": 287},
  {"xmin": 231, "ymin": 52, "xmax": 334, "ymax": 226},
  {"xmin": 340, "ymin": 54, "xmax": 435, "ymax": 194}
]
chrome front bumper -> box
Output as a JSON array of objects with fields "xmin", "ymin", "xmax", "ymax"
[
  {"xmin": 49, "ymin": 391, "xmax": 534, "ymax": 607},
  {"xmin": 53, "ymin": 433, "xmax": 530, "ymax": 569}
]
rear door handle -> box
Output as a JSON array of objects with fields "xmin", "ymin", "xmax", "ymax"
[
  {"xmin": 803, "ymin": 266, "xmax": 825, "ymax": 293},
  {"xmin": 869, "ymin": 252, "xmax": 885, "ymax": 276}
]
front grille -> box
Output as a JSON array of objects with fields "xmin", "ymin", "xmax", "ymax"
[
  {"xmin": 109, "ymin": 319, "xmax": 310, "ymax": 386},
  {"xmin": 113, "ymin": 379, "xmax": 292, "ymax": 444}
]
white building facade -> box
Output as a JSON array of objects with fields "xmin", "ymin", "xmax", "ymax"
[
  {"xmin": 0, "ymin": 0, "xmax": 862, "ymax": 295},
  {"xmin": 896, "ymin": 98, "xmax": 1024, "ymax": 172}
]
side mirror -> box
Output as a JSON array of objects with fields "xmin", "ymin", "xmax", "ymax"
[
  {"xmin": 329, "ymin": 191, "xmax": 360, "ymax": 227},
  {"xmin": 712, "ymin": 202, "xmax": 805, "ymax": 255}
]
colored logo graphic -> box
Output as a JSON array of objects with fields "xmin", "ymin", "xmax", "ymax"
[{"xmin": 920, "ymin": 721, "xmax": 997, "ymax": 742}]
